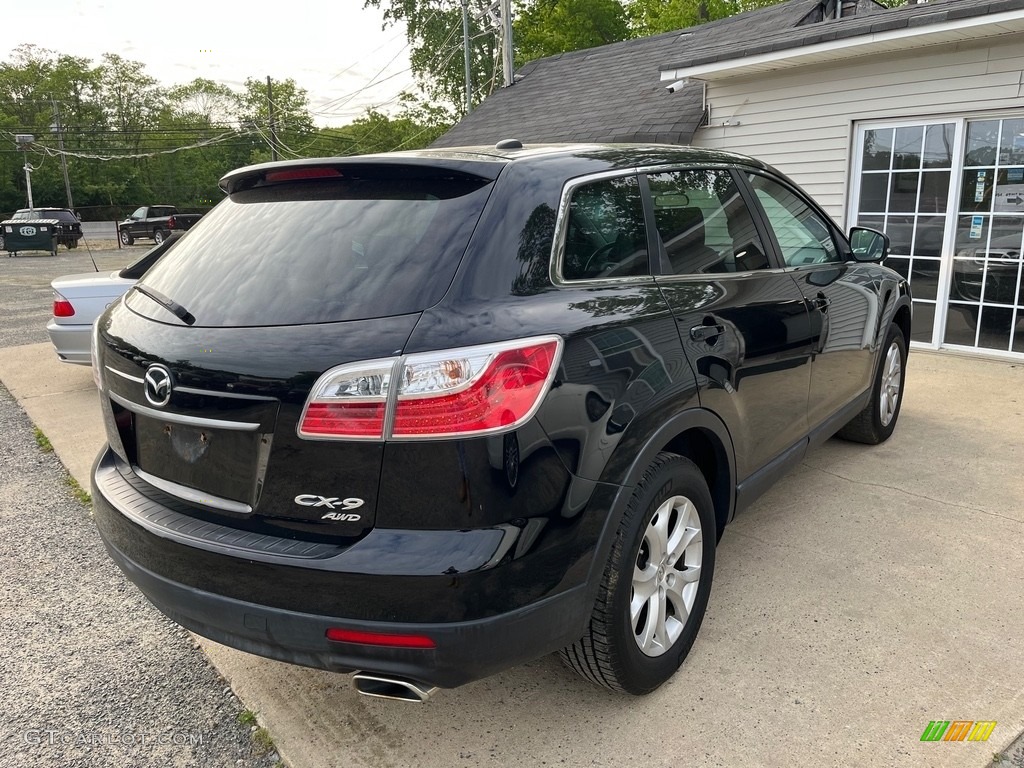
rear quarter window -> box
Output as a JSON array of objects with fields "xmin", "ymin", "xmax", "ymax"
[{"xmin": 129, "ymin": 171, "xmax": 493, "ymax": 327}]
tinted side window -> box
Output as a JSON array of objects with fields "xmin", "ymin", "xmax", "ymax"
[
  {"xmin": 562, "ymin": 175, "xmax": 649, "ymax": 281},
  {"xmin": 647, "ymin": 169, "xmax": 770, "ymax": 274},
  {"xmin": 748, "ymin": 174, "xmax": 842, "ymax": 266}
]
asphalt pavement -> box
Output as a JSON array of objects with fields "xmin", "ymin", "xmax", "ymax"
[{"xmin": 2, "ymin": 246, "xmax": 1024, "ymax": 767}]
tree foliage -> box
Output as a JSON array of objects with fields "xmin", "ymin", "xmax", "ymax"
[
  {"xmin": 513, "ymin": 0, "xmax": 629, "ymax": 65},
  {"xmin": 0, "ymin": 46, "xmax": 450, "ymax": 218},
  {"xmin": 364, "ymin": 0, "xmax": 503, "ymax": 114}
]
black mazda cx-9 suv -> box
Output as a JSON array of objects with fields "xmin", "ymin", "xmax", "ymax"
[{"xmin": 91, "ymin": 143, "xmax": 910, "ymax": 700}]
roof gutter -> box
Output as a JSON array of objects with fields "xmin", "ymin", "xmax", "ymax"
[{"xmin": 660, "ymin": 7, "xmax": 1024, "ymax": 82}]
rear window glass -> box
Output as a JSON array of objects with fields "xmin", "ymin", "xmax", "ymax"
[
  {"xmin": 128, "ymin": 171, "xmax": 493, "ymax": 326},
  {"xmin": 14, "ymin": 209, "xmax": 77, "ymax": 223}
]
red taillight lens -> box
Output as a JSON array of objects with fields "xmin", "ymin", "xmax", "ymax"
[
  {"xmin": 392, "ymin": 340, "xmax": 560, "ymax": 437},
  {"xmin": 297, "ymin": 359, "xmax": 395, "ymax": 440},
  {"xmin": 167, "ymin": 215, "xmax": 177, "ymax": 228},
  {"xmin": 53, "ymin": 293, "xmax": 75, "ymax": 317},
  {"xmin": 300, "ymin": 401, "xmax": 386, "ymax": 438},
  {"xmin": 296, "ymin": 337, "xmax": 562, "ymax": 441},
  {"xmin": 325, "ymin": 628, "xmax": 436, "ymax": 649}
]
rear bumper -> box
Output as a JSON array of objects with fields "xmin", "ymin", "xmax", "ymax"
[
  {"xmin": 46, "ymin": 320, "xmax": 91, "ymax": 364},
  {"xmin": 92, "ymin": 447, "xmax": 593, "ymax": 688}
]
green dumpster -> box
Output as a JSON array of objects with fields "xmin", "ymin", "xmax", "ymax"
[{"xmin": 1, "ymin": 218, "xmax": 59, "ymax": 256}]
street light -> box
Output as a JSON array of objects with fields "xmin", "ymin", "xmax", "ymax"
[{"xmin": 15, "ymin": 134, "xmax": 35, "ymax": 213}]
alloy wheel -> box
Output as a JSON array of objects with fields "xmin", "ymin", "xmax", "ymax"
[
  {"xmin": 631, "ymin": 494, "xmax": 703, "ymax": 657},
  {"xmin": 879, "ymin": 341, "xmax": 902, "ymax": 427}
]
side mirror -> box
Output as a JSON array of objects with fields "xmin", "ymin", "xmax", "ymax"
[{"xmin": 849, "ymin": 227, "xmax": 889, "ymax": 263}]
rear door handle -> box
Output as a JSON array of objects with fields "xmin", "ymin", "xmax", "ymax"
[{"xmin": 689, "ymin": 323, "xmax": 725, "ymax": 342}]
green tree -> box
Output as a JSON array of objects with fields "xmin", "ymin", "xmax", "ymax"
[
  {"xmin": 236, "ymin": 76, "xmax": 315, "ymax": 162},
  {"xmin": 625, "ymin": 0, "xmax": 734, "ymax": 36},
  {"xmin": 364, "ymin": 0, "xmax": 501, "ymax": 114},
  {"xmin": 513, "ymin": 0, "xmax": 629, "ymax": 65}
]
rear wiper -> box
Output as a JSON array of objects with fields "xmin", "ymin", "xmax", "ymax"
[{"xmin": 131, "ymin": 284, "xmax": 196, "ymax": 325}]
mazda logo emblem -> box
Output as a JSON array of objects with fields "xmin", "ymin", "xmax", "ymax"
[{"xmin": 144, "ymin": 364, "xmax": 173, "ymax": 407}]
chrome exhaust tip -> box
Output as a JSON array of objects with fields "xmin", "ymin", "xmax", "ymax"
[{"xmin": 352, "ymin": 673, "xmax": 439, "ymax": 703}]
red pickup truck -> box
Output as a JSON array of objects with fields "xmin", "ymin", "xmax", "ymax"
[{"xmin": 118, "ymin": 205, "xmax": 203, "ymax": 245}]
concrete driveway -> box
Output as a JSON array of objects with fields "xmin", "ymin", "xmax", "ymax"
[{"xmin": 1, "ymin": 342, "xmax": 1021, "ymax": 768}]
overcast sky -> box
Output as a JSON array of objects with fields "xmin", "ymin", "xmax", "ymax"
[{"xmin": 6, "ymin": 0, "xmax": 418, "ymax": 127}]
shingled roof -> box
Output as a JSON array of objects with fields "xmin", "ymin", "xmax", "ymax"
[
  {"xmin": 660, "ymin": 0, "xmax": 1024, "ymax": 74},
  {"xmin": 432, "ymin": 0, "xmax": 883, "ymax": 148}
]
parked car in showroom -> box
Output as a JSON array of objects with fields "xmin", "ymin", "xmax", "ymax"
[
  {"xmin": 47, "ymin": 233, "xmax": 184, "ymax": 364},
  {"xmin": 91, "ymin": 143, "xmax": 910, "ymax": 701},
  {"xmin": 951, "ymin": 232, "xmax": 1023, "ymax": 331},
  {"xmin": 0, "ymin": 207, "xmax": 83, "ymax": 250}
]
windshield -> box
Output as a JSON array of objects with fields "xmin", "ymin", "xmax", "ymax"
[{"xmin": 128, "ymin": 171, "xmax": 493, "ymax": 327}]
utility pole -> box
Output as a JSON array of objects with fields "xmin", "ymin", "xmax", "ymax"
[
  {"xmin": 50, "ymin": 96, "xmax": 74, "ymax": 210},
  {"xmin": 499, "ymin": 0, "xmax": 514, "ymax": 88},
  {"xmin": 267, "ymin": 76, "xmax": 279, "ymax": 161},
  {"xmin": 461, "ymin": 0, "xmax": 473, "ymax": 114},
  {"xmin": 15, "ymin": 135, "xmax": 35, "ymax": 212}
]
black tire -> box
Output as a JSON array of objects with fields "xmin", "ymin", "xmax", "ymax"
[
  {"xmin": 0, "ymin": 234, "xmax": 5, "ymax": 250},
  {"xmin": 119, "ymin": 230, "xmax": 134, "ymax": 246},
  {"xmin": 560, "ymin": 452, "xmax": 716, "ymax": 695},
  {"xmin": 153, "ymin": 229, "xmax": 166, "ymax": 245},
  {"xmin": 837, "ymin": 324, "xmax": 907, "ymax": 445}
]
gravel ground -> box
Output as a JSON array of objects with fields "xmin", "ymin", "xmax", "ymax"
[
  {"xmin": 0, "ymin": 239, "xmax": 129, "ymax": 348},
  {"xmin": 0, "ymin": 247, "xmax": 281, "ymax": 767}
]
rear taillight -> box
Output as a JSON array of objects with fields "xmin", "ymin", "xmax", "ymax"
[
  {"xmin": 297, "ymin": 359, "xmax": 396, "ymax": 440},
  {"xmin": 298, "ymin": 336, "xmax": 562, "ymax": 441},
  {"xmin": 167, "ymin": 215, "xmax": 177, "ymax": 228},
  {"xmin": 53, "ymin": 291, "xmax": 75, "ymax": 317}
]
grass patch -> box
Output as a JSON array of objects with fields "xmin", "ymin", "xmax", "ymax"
[
  {"xmin": 252, "ymin": 726, "xmax": 275, "ymax": 755},
  {"xmin": 64, "ymin": 475, "xmax": 91, "ymax": 506},
  {"xmin": 237, "ymin": 710, "xmax": 278, "ymax": 758},
  {"xmin": 237, "ymin": 710, "xmax": 257, "ymax": 727},
  {"xmin": 33, "ymin": 427, "xmax": 53, "ymax": 453}
]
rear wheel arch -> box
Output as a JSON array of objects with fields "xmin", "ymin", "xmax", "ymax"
[
  {"xmin": 892, "ymin": 302, "xmax": 911, "ymax": 348},
  {"xmin": 661, "ymin": 426, "xmax": 732, "ymax": 540},
  {"xmin": 590, "ymin": 409, "xmax": 736, "ymax": 586}
]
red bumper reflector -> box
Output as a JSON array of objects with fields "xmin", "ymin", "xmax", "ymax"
[{"xmin": 325, "ymin": 628, "xmax": 436, "ymax": 649}]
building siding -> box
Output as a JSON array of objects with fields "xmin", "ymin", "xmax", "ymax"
[{"xmin": 690, "ymin": 36, "xmax": 1024, "ymax": 226}]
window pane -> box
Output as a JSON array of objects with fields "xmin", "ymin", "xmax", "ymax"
[
  {"xmin": 994, "ymin": 168, "xmax": 1024, "ymax": 213},
  {"xmin": 959, "ymin": 169, "xmax": 994, "ymax": 213},
  {"xmin": 858, "ymin": 175, "xmax": 888, "ymax": 213},
  {"xmin": 944, "ymin": 304, "xmax": 978, "ymax": 346},
  {"xmin": 977, "ymin": 307, "xmax": 1013, "ymax": 350},
  {"xmin": 910, "ymin": 259, "xmax": 940, "ymax": 301},
  {"xmin": 910, "ymin": 301, "xmax": 935, "ymax": 343},
  {"xmin": 913, "ymin": 216, "xmax": 945, "ymax": 257},
  {"xmin": 648, "ymin": 169, "xmax": 767, "ymax": 274},
  {"xmin": 863, "ymin": 128, "xmax": 893, "ymax": 171},
  {"xmin": 894, "ymin": 126, "xmax": 924, "ymax": 169},
  {"xmin": 887, "ymin": 215, "xmax": 914, "ymax": 256},
  {"xmin": 999, "ymin": 119, "xmax": 1024, "ymax": 165},
  {"xmin": 889, "ymin": 172, "xmax": 920, "ymax": 212},
  {"xmin": 886, "ymin": 255, "xmax": 910, "ymax": 281},
  {"xmin": 563, "ymin": 175, "xmax": 649, "ymax": 281},
  {"xmin": 919, "ymin": 171, "xmax": 950, "ymax": 213},
  {"xmin": 965, "ymin": 121, "xmax": 1000, "ymax": 166},
  {"xmin": 923, "ymin": 124, "xmax": 954, "ymax": 169},
  {"xmin": 749, "ymin": 174, "xmax": 841, "ymax": 266}
]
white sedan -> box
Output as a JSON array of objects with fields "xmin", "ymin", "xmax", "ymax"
[{"xmin": 47, "ymin": 233, "xmax": 184, "ymax": 365}]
